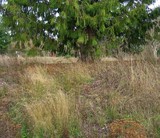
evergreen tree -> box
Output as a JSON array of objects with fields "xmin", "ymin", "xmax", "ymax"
[{"xmin": 1, "ymin": 0, "xmax": 160, "ymax": 60}]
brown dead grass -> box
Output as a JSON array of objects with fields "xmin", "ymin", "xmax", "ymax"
[
  {"xmin": 0, "ymin": 58, "xmax": 160, "ymax": 137},
  {"xmin": 79, "ymin": 60, "xmax": 160, "ymax": 137},
  {"xmin": 108, "ymin": 119, "xmax": 147, "ymax": 138}
]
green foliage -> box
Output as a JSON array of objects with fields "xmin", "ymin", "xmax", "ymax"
[
  {"xmin": 0, "ymin": 86, "xmax": 8, "ymax": 98},
  {"xmin": 0, "ymin": 20, "xmax": 10, "ymax": 54},
  {"xmin": 105, "ymin": 107, "xmax": 121, "ymax": 122},
  {"xmin": 21, "ymin": 123, "xmax": 29, "ymax": 138},
  {"xmin": 1, "ymin": 0, "xmax": 160, "ymax": 60},
  {"xmin": 152, "ymin": 17, "xmax": 160, "ymax": 42},
  {"xmin": 122, "ymin": 44, "xmax": 145, "ymax": 54},
  {"xmin": 157, "ymin": 48, "xmax": 160, "ymax": 57},
  {"xmin": 26, "ymin": 48, "xmax": 41, "ymax": 57}
]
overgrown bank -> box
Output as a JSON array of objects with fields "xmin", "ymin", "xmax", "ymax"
[{"xmin": 0, "ymin": 60, "xmax": 160, "ymax": 137}]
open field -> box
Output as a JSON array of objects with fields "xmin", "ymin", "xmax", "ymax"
[
  {"xmin": 0, "ymin": 55, "xmax": 151, "ymax": 66},
  {"xmin": 0, "ymin": 57, "xmax": 160, "ymax": 138}
]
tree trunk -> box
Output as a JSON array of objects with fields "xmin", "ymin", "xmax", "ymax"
[
  {"xmin": 79, "ymin": 44, "xmax": 95, "ymax": 62},
  {"xmin": 78, "ymin": 27, "xmax": 96, "ymax": 62}
]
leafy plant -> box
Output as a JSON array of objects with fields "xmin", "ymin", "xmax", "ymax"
[
  {"xmin": 1, "ymin": 0, "xmax": 160, "ymax": 60},
  {"xmin": 0, "ymin": 19, "xmax": 10, "ymax": 54}
]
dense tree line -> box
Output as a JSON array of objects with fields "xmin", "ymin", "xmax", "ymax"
[{"xmin": 0, "ymin": 0, "xmax": 160, "ymax": 61}]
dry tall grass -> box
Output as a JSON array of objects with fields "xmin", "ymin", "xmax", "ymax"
[
  {"xmin": 2, "ymin": 58, "xmax": 160, "ymax": 137},
  {"xmin": 79, "ymin": 60, "xmax": 160, "ymax": 137},
  {"xmin": 25, "ymin": 91, "xmax": 71, "ymax": 137},
  {"xmin": 16, "ymin": 64, "xmax": 93, "ymax": 137}
]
